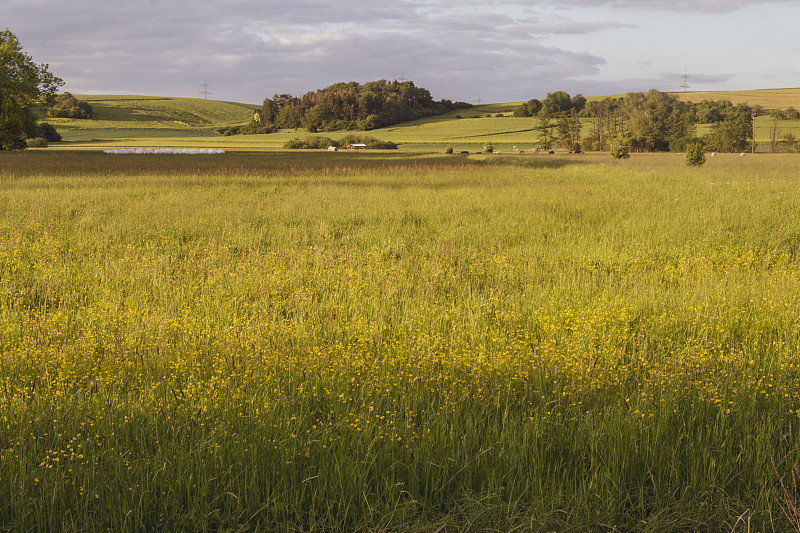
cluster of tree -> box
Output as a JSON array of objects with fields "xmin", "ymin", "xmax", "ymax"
[
  {"xmin": 698, "ymin": 103, "xmax": 753, "ymax": 153},
  {"xmin": 520, "ymin": 89, "xmax": 695, "ymax": 152},
  {"xmin": 766, "ymin": 110, "xmax": 800, "ymax": 153},
  {"xmin": 513, "ymin": 89, "xmax": 763, "ymax": 154},
  {"xmin": 0, "ymin": 29, "xmax": 63, "ymax": 150},
  {"xmin": 774, "ymin": 107, "xmax": 800, "ymax": 120},
  {"xmin": 512, "ymin": 91, "xmax": 586, "ymax": 151},
  {"xmin": 283, "ymin": 134, "xmax": 398, "ymax": 150},
  {"xmin": 243, "ymin": 80, "xmax": 471, "ymax": 134},
  {"xmin": 48, "ymin": 92, "xmax": 93, "ymax": 119}
]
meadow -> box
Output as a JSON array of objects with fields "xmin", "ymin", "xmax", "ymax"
[{"xmin": 2, "ymin": 149, "xmax": 800, "ymax": 531}]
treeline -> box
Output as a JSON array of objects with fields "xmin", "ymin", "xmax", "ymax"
[
  {"xmin": 514, "ymin": 89, "xmax": 800, "ymax": 153},
  {"xmin": 223, "ymin": 80, "xmax": 471, "ymax": 135},
  {"xmin": 284, "ymin": 134, "xmax": 398, "ymax": 150}
]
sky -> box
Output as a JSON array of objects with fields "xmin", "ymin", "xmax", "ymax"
[{"xmin": 5, "ymin": 0, "xmax": 800, "ymax": 105}]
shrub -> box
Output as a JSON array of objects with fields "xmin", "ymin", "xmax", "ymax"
[
  {"xmin": 483, "ymin": 142, "xmax": 494, "ymax": 153},
  {"xmin": 238, "ymin": 122, "xmax": 276, "ymax": 135},
  {"xmin": 365, "ymin": 138, "xmax": 397, "ymax": 150},
  {"xmin": 25, "ymin": 137, "xmax": 48, "ymax": 148},
  {"xmin": 610, "ymin": 133, "xmax": 633, "ymax": 159},
  {"xmin": 445, "ymin": 145, "xmax": 453, "ymax": 154},
  {"xmin": 685, "ymin": 140, "xmax": 706, "ymax": 166},
  {"xmin": 669, "ymin": 137, "xmax": 693, "ymax": 153},
  {"xmin": 37, "ymin": 123, "xmax": 61, "ymax": 142},
  {"xmin": 283, "ymin": 137, "xmax": 336, "ymax": 149},
  {"xmin": 338, "ymin": 134, "xmax": 398, "ymax": 150},
  {"xmin": 282, "ymin": 135, "xmax": 399, "ymax": 150},
  {"xmin": 49, "ymin": 93, "xmax": 93, "ymax": 119}
]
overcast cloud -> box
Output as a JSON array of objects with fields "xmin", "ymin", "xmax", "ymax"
[{"xmin": 4, "ymin": 0, "xmax": 799, "ymax": 104}]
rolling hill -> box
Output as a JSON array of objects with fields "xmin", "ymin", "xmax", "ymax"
[
  {"xmin": 670, "ymin": 88, "xmax": 800, "ymax": 109},
  {"xmin": 42, "ymin": 89, "xmax": 800, "ymax": 151},
  {"xmin": 47, "ymin": 95, "xmax": 258, "ymax": 142}
]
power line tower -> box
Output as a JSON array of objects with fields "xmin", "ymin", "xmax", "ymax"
[
  {"xmin": 681, "ymin": 69, "xmax": 690, "ymax": 92},
  {"xmin": 398, "ymin": 72, "xmax": 407, "ymax": 82},
  {"xmin": 200, "ymin": 79, "xmax": 212, "ymax": 99},
  {"xmin": 476, "ymin": 96, "xmax": 482, "ymax": 105}
]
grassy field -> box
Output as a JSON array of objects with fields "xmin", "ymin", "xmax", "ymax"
[
  {"xmin": 40, "ymin": 90, "xmax": 800, "ymax": 153},
  {"xmin": 2, "ymin": 150, "xmax": 800, "ymax": 531},
  {"xmin": 48, "ymin": 95, "xmax": 257, "ymax": 142},
  {"xmin": 672, "ymin": 88, "xmax": 800, "ymax": 110}
]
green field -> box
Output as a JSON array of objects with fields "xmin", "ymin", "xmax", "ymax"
[
  {"xmin": 2, "ymin": 150, "xmax": 800, "ymax": 531},
  {"xmin": 38, "ymin": 89, "xmax": 800, "ymax": 153},
  {"xmin": 47, "ymin": 95, "xmax": 257, "ymax": 144}
]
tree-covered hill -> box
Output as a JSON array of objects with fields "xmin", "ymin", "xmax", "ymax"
[{"xmin": 248, "ymin": 80, "xmax": 472, "ymax": 134}]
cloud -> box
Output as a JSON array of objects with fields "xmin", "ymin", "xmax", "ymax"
[
  {"xmin": 688, "ymin": 73, "xmax": 736, "ymax": 85},
  {"xmin": 4, "ymin": 0, "xmax": 618, "ymax": 102},
  {"xmin": 3, "ymin": 0, "xmax": 799, "ymax": 103},
  {"xmin": 500, "ymin": 0, "xmax": 793, "ymax": 13},
  {"xmin": 429, "ymin": 0, "xmax": 792, "ymax": 12},
  {"xmin": 517, "ymin": 0, "xmax": 793, "ymax": 12}
]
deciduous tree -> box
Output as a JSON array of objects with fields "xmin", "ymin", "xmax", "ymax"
[
  {"xmin": 0, "ymin": 29, "xmax": 63, "ymax": 150},
  {"xmin": 702, "ymin": 104, "xmax": 752, "ymax": 153}
]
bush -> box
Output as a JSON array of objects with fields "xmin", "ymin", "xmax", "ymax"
[
  {"xmin": 25, "ymin": 137, "xmax": 48, "ymax": 148},
  {"xmin": 49, "ymin": 93, "xmax": 93, "ymax": 119},
  {"xmin": 365, "ymin": 138, "xmax": 397, "ymax": 150},
  {"xmin": 483, "ymin": 142, "xmax": 494, "ymax": 153},
  {"xmin": 610, "ymin": 133, "xmax": 633, "ymax": 159},
  {"xmin": 445, "ymin": 145, "xmax": 453, "ymax": 154},
  {"xmin": 338, "ymin": 134, "xmax": 398, "ymax": 150},
  {"xmin": 283, "ymin": 137, "xmax": 336, "ymax": 149},
  {"xmin": 37, "ymin": 123, "xmax": 61, "ymax": 142},
  {"xmin": 785, "ymin": 107, "xmax": 800, "ymax": 120},
  {"xmin": 685, "ymin": 140, "xmax": 706, "ymax": 166},
  {"xmin": 0, "ymin": 130, "xmax": 27, "ymax": 150},
  {"xmin": 238, "ymin": 122, "xmax": 276, "ymax": 135},
  {"xmin": 669, "ymin": 137, "xmax": 694, "ymax": 153}
]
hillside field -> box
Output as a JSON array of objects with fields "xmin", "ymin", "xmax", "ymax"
[
  {"xmin": 2, "ymin": 150, "xmax": 800, "ymax": 531},
  {"xmin": 38, "ymin": 89, "xmax": 800, "ymax": 152},
  {"xmin": 671, "ymin": 87, "xmax": 800, "ymax": 109}
]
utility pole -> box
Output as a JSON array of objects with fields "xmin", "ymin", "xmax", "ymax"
[
  {"xmin": 681, "ymin": 69, "xmax": 690, "ymax": 92},
  {"xmin": 200, "ymin": 79, "xmax": 212, "ymax": 100}
]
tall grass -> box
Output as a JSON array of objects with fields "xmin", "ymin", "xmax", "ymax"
[{"xmin": 1, "ymin": 151, "xmax": 800, "ymax": 531}]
